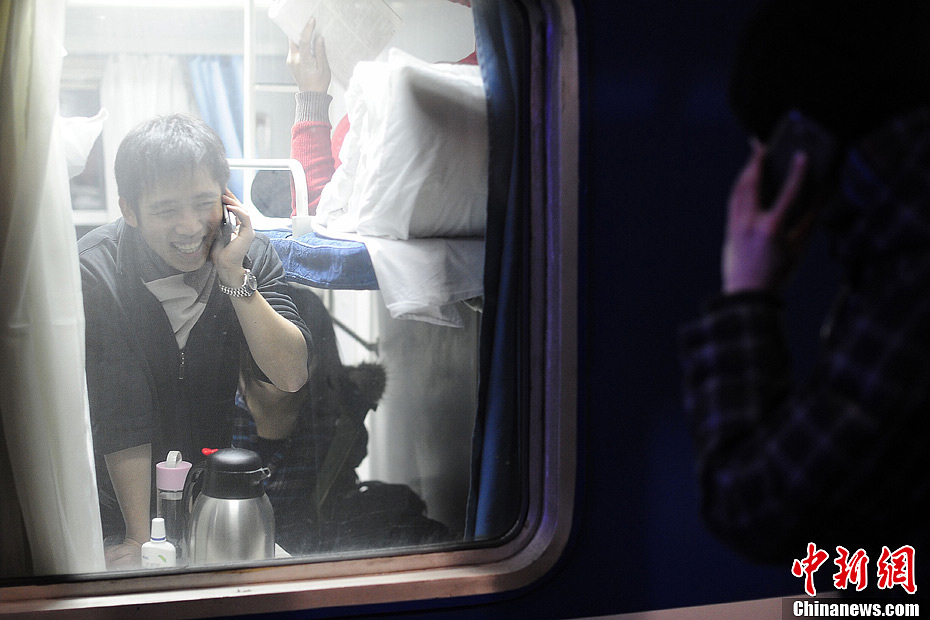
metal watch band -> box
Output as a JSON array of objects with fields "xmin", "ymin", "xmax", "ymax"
[{"xmin": 219, "ymin": 269, "xmax": 257, "ymax": 297}]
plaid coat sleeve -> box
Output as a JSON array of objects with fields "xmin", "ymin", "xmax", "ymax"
[{"xmin": 677, "ymin": 280, "xmax": 930, "ymax": 561}]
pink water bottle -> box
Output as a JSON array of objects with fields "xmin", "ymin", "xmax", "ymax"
[{"xmin": 155, "ymin": 451, "xmax": 192, "ymax": 563}]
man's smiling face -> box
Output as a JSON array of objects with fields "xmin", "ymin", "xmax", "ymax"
[{"xmin": 121, "ymin": 167, "xmax": 224, "ymax": 272}]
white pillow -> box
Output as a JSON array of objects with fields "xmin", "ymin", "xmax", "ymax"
[{"xmin": 317, "ymin": 48, "xmax": 488, "ymax": 240}]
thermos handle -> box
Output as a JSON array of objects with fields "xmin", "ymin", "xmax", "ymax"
[
  {"xmin": 181, "ymin": 461, "xmax": 206, "ymax": 517},
  {"xmin": 252, "ymin": 467, "xmax": 271, "ymax": 488}
]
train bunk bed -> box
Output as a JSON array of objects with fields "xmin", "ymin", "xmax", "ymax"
[{"xmin": 231, "ymin": 48, "xmax": 488, "ymax": 328}]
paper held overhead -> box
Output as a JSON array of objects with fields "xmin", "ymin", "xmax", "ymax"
[{"xmin": 268, "ymin": 0, "xmax": 403, "ymax": 85}]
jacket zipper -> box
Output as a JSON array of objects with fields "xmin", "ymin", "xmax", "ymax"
[{"xmin": 179, "ymin": 349, "xmax": 186, "ymax": 380}]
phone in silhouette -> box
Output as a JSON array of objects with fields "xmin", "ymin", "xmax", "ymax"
[{"xmin": 759, "ymin": 109, "xmax": 838, "ymax": 226}]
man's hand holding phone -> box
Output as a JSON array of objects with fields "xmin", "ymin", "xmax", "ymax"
[
  {"xmin": 721, "ymin": 110, "xmax": 841, "ymax": 295},
  {"xmin": 212, "ymin": 189, "xmax": 255, "ymax": 288},
  {"xmin": 721, "ymin": 140, "xmax": 813, "ymax": 295}
]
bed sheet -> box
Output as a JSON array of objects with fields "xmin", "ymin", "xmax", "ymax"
[{"xmin": 262, "ymin": 228, "xmax": 379, "ymax": 290}]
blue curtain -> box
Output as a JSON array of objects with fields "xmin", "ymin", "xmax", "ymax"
[
  {"xmin": 187, "ymin": 55, "xmax": 244, "ymax": 199},
  {"xmin": 466, "ymin": 0, "xmax": 532, "ymax": 541}
]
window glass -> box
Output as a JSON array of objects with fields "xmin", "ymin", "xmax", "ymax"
[
  {"xmin": 1, "ymin": 4, "xmax": 579, "ymax": 612},
  {"xmin": 57, "ymin": 0, "xmax": 496, "ymax": 575}
]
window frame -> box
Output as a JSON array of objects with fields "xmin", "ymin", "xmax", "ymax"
[{"xmin": 0, "ymin": 0, "xmax": 578, "ymax": 616}]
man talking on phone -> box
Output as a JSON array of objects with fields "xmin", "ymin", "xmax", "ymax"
[
  {"xmin": 678, "ymin": 0, "xmax": 930, "ymax": 579},
  {"xmin": 78, "ymin": 114, "xmax": 311, "ymax": 569}
]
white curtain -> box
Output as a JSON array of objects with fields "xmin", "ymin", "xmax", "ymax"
[
  {"xmin": 0, "ymin": 0, "xmax": 105, "ymax": 575},
  {"xmin": 99, "ymin": 54, "xmax": 196, "ymax": 221}
]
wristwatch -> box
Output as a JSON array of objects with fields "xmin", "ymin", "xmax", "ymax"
[{"xmin": 219, "ymin": 269, "xmax": 258, "ymax": 298}]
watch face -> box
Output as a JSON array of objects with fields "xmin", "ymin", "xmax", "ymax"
[{"xmin": 246, "ymin": 271, "xmax": 258, "ymax": 292}]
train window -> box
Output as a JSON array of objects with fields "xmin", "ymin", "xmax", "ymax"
[{"xmin": 0, "ymin": 0, "xmax": 577, "ymax": 616}]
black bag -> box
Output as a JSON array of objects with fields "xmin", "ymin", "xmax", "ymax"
[{"xmin": 320, "ymin": 481, "xmax": 453, "ymax": 553}]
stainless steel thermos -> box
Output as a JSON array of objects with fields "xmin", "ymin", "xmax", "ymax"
[{"xmin": 185, "ymin": 448, "xmax": 275, "ymax": 565}]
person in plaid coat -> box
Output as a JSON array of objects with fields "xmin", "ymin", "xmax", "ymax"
[{"xmin": 679, "ymin": 0, "xmax": 930, "ymax": 571}]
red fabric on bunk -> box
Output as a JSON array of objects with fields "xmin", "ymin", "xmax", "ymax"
[{"xmin": 290, "ymin": 51, "xmax": 479, "ymax": 217}]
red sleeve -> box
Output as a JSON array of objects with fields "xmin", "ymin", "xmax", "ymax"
[
  {"xmin": 293, "ymin": 50, "xmax": 477, "ymax": 215},
  {"xmin": 290, "ymin": 120, "xmax": 336, "ymax": 217}
]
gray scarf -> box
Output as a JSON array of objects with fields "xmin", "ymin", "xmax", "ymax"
[{"xmin": 135, "ymin": 235, "xmax": 217, "ymax": 349}]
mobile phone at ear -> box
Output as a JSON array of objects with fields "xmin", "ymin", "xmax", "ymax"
[
  {"xmin": 219, "ymin": 204, "xmax": 234, "ymax": 246},
  {"xmin": 759, "ymin": 109, "xmax": 838, "ymax": 225}
]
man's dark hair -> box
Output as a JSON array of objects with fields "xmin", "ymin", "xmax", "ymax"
[
  {"xmin": 114, "ymin": 114, "xmax": 230, "ymax": 210},
  {"xmin": 729, "ymin": 0, "xmax": 930, "ymax": 146}
]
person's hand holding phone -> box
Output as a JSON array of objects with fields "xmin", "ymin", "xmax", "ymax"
[
  {"xmin": 721, "ymin": 141, "xmax": 814, "ymax": 295},
  {"xmin": 212, "ymin": 189, "xmax": 254, "ymax": 286}
]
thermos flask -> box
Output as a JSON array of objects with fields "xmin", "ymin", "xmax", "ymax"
[{"xmin": 185, "ymin": 448, "xmax": 275, "ymax": 565}]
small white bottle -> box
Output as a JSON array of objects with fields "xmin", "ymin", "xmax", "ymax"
[{"xmin": 141, "ymin": 517, "xmax": 177, "ymax": 569}]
